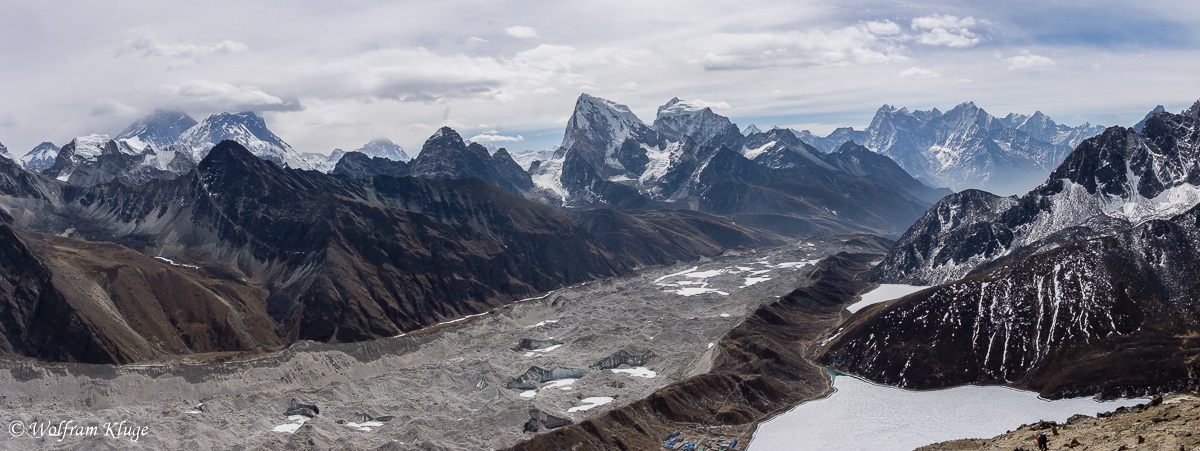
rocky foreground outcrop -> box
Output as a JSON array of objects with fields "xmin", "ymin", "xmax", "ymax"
[{"xmin": 918, "ymin": 394, "xmax": 1200, "ymax": 451}]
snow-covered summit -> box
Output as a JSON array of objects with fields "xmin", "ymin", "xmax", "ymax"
[
  {"xmin": 742, "ymin": 124, "xmax": 762, "ymax": 136},
  {"xmin": 0, "ymin": 141, "xmax": 12, "ymax": 161},
  {"xmin": 178, "ymin": 112, "xmax": 311, "ymax": 170},
  {"xmin": 652, "ymin": 97, "xmax": 743, "ymax": 149},
  {"xmin": 354, "ymin": 138, "xmax": 409, "ymax": 162},
  {"xmin": 558, "ymin": 93, "xmax": 653, "ymax": 160},
  {"xmin": 115, "ymin": 110, "xmax": 197, "ymax": 151},
  {"xmin": 20, "ymin": 142, "xmax": 59, "ymax": 172}
]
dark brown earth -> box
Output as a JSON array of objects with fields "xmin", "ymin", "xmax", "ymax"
[{"xmin": 504, "ymin": 250, "xmax": 883, "ymax": 451}]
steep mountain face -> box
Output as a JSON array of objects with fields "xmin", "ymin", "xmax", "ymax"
[
  {"xmin": 795, "ymin": 102, "xmax": 1103, "ymax": 195},
  {"xmin": 1134, "ymin": 105, "xmax": 1168, "ymax": 132},
  {"xmin": 651, "ymin": 98, "xmax": 743, "ymax": 150},
  {"xmin": 408, "ymin": 127, "xmax": 536, "ymax": 197},
  {"xmin": 331, "ymin": 151, "xmax": 410, "ymax": 178},
  {"xmin": 691, "ymin": 147, "xmax": 928, "ymax": 237},
  {"xmin": 114, "ymin": 110, "xmax": 198, "ymax": 151},
  {"xmin": 354, "ymin": 138, "xmax": 410, "ymax": 161},
  {"xmin": 0, "ymin": 141, "xmax": 11, "ymax": 161},
  {"xmin": 877, "ymin": 103, "xmax": 1200, "ymax": 285},
  {"xmin": 0, "ymin": 224, "xmax": 282, "ymax": 364},
  {"xmin": 19, "ymin": 142, "xmax": 59, "ymax": 172},
  {"xmin": 819, "ymin": 206, "xmax": 1200, "ymax": 398},
  {"xmin": 820, "ymin": 100, "xmax": 1200, "ymax": 398},
  {"xmin": 177, "ymin": 111, "xmax": 311, "ymax": 170}
]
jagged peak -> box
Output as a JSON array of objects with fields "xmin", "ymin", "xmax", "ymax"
[
  {"xmin": 1187, "ymin": 99, "xmax": 1200, "ymax": 119},
  {"xmin": 424, "ymin": 127, "xmax": 466, "ymax": 148},
  {"xmin": 658, "ymin": 97, "xmax": 684, "ymax": 115},
  {"xmin": 575, "ymin": 93, "xmax": 638, "ymax": 119},
  {"xmin": 656, "ymin": 97, "xmax": 711, "ymax": 117},
  {"xmin": 742, "ymin": 124, "xmax": 762, "ymax": 135},
  {"xmin": 197, "ymin": 140, "xmax": 271, "ymax": 177}
]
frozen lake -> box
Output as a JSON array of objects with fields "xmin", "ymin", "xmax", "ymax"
[{"xmin": 748, "ymin": 374, "xmax": 1146, "ymax": 451}]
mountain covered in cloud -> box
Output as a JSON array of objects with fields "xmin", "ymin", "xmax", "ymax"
[
  {"xmin": 817, "ymin": 99, "xmax": 1200, "ymax": 399},
  {"xmin": 794, "ymin": 103, "xmax": 1105, "ymax": 195},
  {"xmin": 115, "ymin": 110, "xmax": 199, "ymax": 151}
]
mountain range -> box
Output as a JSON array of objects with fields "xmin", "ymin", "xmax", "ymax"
[
  {"xmin": 528, "ymin": 94, "xmax": 940, "ymax": 237},
  {"xmin": 794, "ymin": 103, "xmax": 1105, "ymax": 195},
  {"xmin": 0, "ymin": 136, "xmax": 781, "ymax": 364},
  {"xmin": 817, "ymin": 100, "xmax": 1200, "ymax": 398}
]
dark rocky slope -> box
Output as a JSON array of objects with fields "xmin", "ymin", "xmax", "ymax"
[{"xmin": 0, "ymin": 224, "xmax": 281, "ymax": 364}]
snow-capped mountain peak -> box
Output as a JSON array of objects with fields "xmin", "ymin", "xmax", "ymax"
[
  {"xmin": 0, "ymin": 141, "xmax": 12, "ymax": 161},
  {"xmin": 354, "ymin": 138, "xmax": 409, "ymax": 162},
  {"xmin": 558, "ymin": 93, "xmax": 652, "ymax": 160},
  {"xmin": 651, "ymin": 97, "xmax": 742, "ymax": 149},
  {"xmin": 19, "ymin": 142, "xmax": 59, "ymax": 172},
  {"xmin": 115, "ymin": 110, "xmax": 197, "ymax": 151},
  {"xmin": 177, "ymin": 111, "xmax": 311, "ymax": 170},
  {"xmin": 742, "ymin": 124, "xmax": 762, "ymax": 135}
]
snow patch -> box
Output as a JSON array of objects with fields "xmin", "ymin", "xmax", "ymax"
[
  {"xmin": 272, "ymin": 415, "xmax": 310, "ymax": 434},
  {"xmin": 523, "ymin": 344, "xmax": 563, "ymax": 357},
  {"xmin": 610, "ymin": 367, "xmax": 657, "ymax": 378},
  {"xmin": 846, "ymin": 284, "xmax": 931, "ymax": 313},
  {"xmin": 567, "ymin": 397, "xmax": 615, "ymax": 413}
]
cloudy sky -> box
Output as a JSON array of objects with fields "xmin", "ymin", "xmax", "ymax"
[{"xmin": 2, "ymin": 0, "xmax": 1198, "ymax": 156}]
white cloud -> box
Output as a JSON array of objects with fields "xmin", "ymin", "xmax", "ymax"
[
  {"xmin": 505, "ymin": 26, "xmax": 538, "ymax": 39},
  {"xmin": 1007, "ymin": 51, "xmax": 1056, "ymax": 70},
  {"xmin": 688, "ymin": 99, "xmax": 733, "ymax": 110},
  {"xmin": 863, "ymin": 20, "xmax": 901, "ymax": 36},
  {"xmin": 89, "ymin": 100, "xmax": 138, "ymax": 117},
  {"xmin": 617, "ymin": 81, "xmax": 640, "ymax": 91},
  {"xmin": 911, "ymin": 14, "xmax": 982, "ymax": 48},
  {"xmin": 697, "ymin": 21, "xmax": 910, "ymax": 70},
  {"xmin": 469, "ymin": 131, "xmax": 524, "ymax": 143},
  {"xmin": 118, "ymin": 32, "xmax": 248, "ymax": 66},
  {"xmin": 163, "ymin": 80, "xmax": 301, "ymax": 111},
  {"xmin": 899, "ymin": 67, "xmax": 941, "ymax": 78},
  {"xmin": 468, "ymin": 37, "xmax": 489, "ymax": 44}
]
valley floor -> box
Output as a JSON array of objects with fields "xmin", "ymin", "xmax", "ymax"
[{"xmin": 0, "ymin": 237, "xmax": 879, "ymax": 450}]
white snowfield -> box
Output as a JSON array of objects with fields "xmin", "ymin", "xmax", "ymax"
[
  {"xmin": 749, "ymin": 375, "xmax": 1145, "ymax": 451},
  {"xmin": 567, "ymin": 396, "xmax": 615, "ymax": 413},
  {"xmin": 845, "ymin": 284, "xmax": 932, "ymax": 313},
  {"xmin": 610, "ymin": 367, "xmax": 657, "ymax": 378},
  {"xmin": 272, "ymin": 415, "xmax": 310, "ymax": 434}
]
